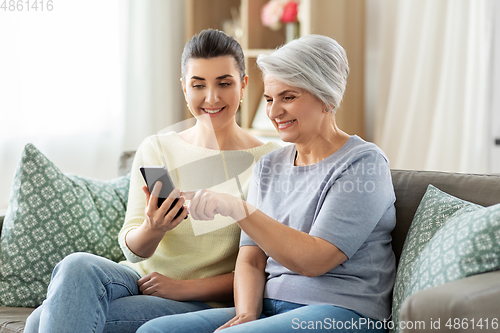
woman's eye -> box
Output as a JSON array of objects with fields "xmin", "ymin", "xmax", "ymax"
[
  {"xmin": 192, "ymin": 85, "xmax": 204, "ymax": 89},
  {"xmin": 284, "ymin": 96, "xmax": 295, "ymax": 101},
  {"xmin": 219, "ymin": 82, "xmax": 231, "ymax": 87}
]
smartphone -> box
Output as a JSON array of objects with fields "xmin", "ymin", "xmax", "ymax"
[{"xmin": 139, "ymin": 166, "xmax": 184, "ymax": 219}]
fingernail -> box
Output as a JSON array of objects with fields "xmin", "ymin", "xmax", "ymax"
[{"xmin": 152, "ymin": 181, "xmax": 162, "ymax": 196}]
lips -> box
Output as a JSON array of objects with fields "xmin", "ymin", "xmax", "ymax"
[
  {"xmin": 276, "ymin": 119, "xmax": 296, "ymax": 130},
  {"xmin": 202, "ymin": 107, "xmax": 225, "ymax": 114}
]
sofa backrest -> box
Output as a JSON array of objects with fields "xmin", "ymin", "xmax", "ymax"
[{"xmin": 390, "ymin": 169, "xmax": 500, "ymax": 264}]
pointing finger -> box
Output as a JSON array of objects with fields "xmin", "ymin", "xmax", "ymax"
[{"xmin": 181, "ymin": 190, "xmax": 199, "ymax": 200}]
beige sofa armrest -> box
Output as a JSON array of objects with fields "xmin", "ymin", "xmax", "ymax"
[
  {"xmin": 0, "ymin": 306, "xmax": 34, "ymax": 333},
  {"xmin": 400, "ymin": 270, "xmax": 500, "ymax": 333}
]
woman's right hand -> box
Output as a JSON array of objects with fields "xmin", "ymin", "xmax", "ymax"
[
  {"xmin": 215, "ymin": 313, "xmax": 259, "ymax": 331},
  {"xmin": 124, "ymin": 182, "xmax": 188, "ymax": 259},
  {"xmin": 142, "ymin": 182, "xmax": 188, "ymax": 234}
]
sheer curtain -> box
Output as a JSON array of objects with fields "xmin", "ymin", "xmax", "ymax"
[
  {"xmin": 491, "ymin": 0, "xmax": 500, "ymax": 173},
  {"xmin": 368, "ymin": 0, "xmax": 494, "ymax": 173},
  {"xmin": 0, "ymin": 0, "xmax": 185, "ymax": 210},
  {"xmin": 122, "ymin": 0, "xmax": 185, "ymax": 151}
]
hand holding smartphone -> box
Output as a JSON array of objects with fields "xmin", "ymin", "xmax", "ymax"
[{"xmin": 140, "ymin": 166, "xmax": 184, "ymax": 219}]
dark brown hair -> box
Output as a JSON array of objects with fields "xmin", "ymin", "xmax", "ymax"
[{"xmin": 181, "ymin": 29, "xmax": 245, "ymax": 81}]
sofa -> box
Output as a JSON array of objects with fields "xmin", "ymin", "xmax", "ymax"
[{"xmin": 0, "ymin": 150, "xmax": 499, "ymax": 333}]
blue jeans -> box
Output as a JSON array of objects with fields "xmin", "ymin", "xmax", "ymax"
[
  {"xmin": 24, "ymin": 252, "xmax": 212, "ymax": 333},
  {"xmin": 137, "ymin": 298, "xmax": 388, "ymax": 333}
]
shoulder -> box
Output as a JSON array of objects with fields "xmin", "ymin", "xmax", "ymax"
[
  {"xmin": 334, "ymin": 137, "xmax": 393, "ymax": 190},
  {"xmin": 258, "ymin": 143, "xmax": 293, "ymax": 163},
  {"xmin": 246, "ymin": 141, "xmax": 285, "ymax": 161},
  {"xmin": 252, "ymin": 144, "xmax": 293, "ymax": 175},
  {"xmin": 137, "ymin": 131, "xmax": 179, "ymax": 153},
  {"xmin": 133, "ymin": 132, "xmax": 183, "ymax": 166},
  {"xmin": 260, "ymin": 141, "xmax": 285, "ymax": 156},
  {"xmin": 341, "ymin": 136, "xmax": 390, "ymax": 167}
]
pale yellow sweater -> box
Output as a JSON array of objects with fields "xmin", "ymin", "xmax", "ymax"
[{"xmin": 118, "ymin": 132, "xmax": 280, "ymax": 283}]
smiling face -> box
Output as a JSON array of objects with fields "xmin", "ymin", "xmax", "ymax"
[
  {"xmin": 263, "ymin": 74, "xmax": 328, "ymax": 144},
  {"xmin": 183, "ymin": 56, "xmax": 247, "ymax": 131}
]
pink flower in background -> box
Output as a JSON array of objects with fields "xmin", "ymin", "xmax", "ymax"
[
  {"xmin": 261, "ymin": 0, "xmax": 299, "ymax": 31},
  {"xmin": 261, "ymin": 0, "xmax": 284, "ymax": 31},
  {"xmin": 281, "ymin": 1, "xmax": 298, "ymax": 23}
]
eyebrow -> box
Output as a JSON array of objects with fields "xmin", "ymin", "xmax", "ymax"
[
  {"xmin": 263, "ymin": 89, "xmax": 299, "ymax": 98},
  {"xmin": 190, "ymin": 74, "xmax": 234, "ymax": 81}
]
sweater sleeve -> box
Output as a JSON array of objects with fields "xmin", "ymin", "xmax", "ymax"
[{"xmin": 118, "ymin": 136, "xmax": 158, "ymax": 263}]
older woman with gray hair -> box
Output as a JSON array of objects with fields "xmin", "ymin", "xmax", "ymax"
[{"xmin": 137, "ymin": 35, "xmax": 396, "ymax": 333}]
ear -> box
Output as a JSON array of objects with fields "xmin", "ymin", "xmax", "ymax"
[
  {"xmin": 240, "ymin": 75, "xmax": 249, "ymax": 99},
  {"xmin": 180, "ymin": 78, "xmax": 188, "ymax": 100},
  {"xmin": 323, "ymin": 104, "xmax": 335, "ymax": 113}
]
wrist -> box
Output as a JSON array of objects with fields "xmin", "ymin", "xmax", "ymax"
[
  {"xmin": 125, "ymin": 224, "xmax": 163, "ymax": 259},
  {"xmin": 174, "ymin": 278, "xmax": 198, "ymax": 301},
  {"xmin": 229, "ymin": 197, "xmax": 253, "ymax": 222},
  {"xmin": 140, "ymin": 219, "xmax": 168, "ymax": 239},
  {"xmin": 235, "ymin": 301, "xmax": 262, "ymax": 318},
  {"xmin": 235, "ymin": 310, "xmax": 259, "ymax": 320}
]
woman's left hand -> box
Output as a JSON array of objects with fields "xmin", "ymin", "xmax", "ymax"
[
  {"xmin": 215, "ymin": 313, "xmax": 258, "ymax": 331},
  {"xmin": 138, "ymin": 272, "xmax": 186, "ymax": 301},
  {"xmin": 182, "ymin": 190, "xmax": 251, "ymax": 221}
]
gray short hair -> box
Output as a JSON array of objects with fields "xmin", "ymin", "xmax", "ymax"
[{"xmin": 256, "ymin": 35, "xmax": 349, "ymax": 111}]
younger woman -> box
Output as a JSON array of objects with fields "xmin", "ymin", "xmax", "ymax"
[{"xmin": 25, "ymin": 29, "xmax": 280, "ymax": 333}]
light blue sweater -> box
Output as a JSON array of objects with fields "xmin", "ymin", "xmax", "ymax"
[{"xmin": 240, "ymin": 135, "xmax": 396, "ymax": 321}]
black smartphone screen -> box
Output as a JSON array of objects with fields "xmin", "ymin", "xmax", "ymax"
[{"xmin": 139, "ymin": 166, "xmax": 183, "ymax": 219}]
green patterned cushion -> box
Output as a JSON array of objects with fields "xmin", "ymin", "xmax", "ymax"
[
  {"xmin": 408, "ymin": 203, "xmax": 500, "ymax": 296},
  {"xmin": 0, "ymin": 143, "xmax": 129, "ymax": 307},
  {"xmin": 390, "ymin": 185, "xmax": 482, "ymax": 333}
]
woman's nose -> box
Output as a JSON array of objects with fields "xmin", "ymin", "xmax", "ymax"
[
  {"xmin": 205, "ymin": 87, "xmax": 219, "ymax": 104},
  {"xmin": 267, "ymin": 101, "xmax": 283, "ymax": 120}
]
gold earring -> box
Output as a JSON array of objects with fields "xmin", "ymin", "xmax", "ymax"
[
  {"xmin": 186, "ymin": 103, "xmax": 190, "ymax": 110},
  {"xmin": 240, "ymin": 99, "xmax": 243, "ymax": 104}
]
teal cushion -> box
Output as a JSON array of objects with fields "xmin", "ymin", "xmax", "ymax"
[
  {"xmin": 408, "ymin": 203, "xmax": 500, "ymax": 296},
  {"xmin": 391, "ymin": 185, "xmax": 481, "ymax": 332},
  {"xmin": 0, "ymin": 143, "xmax": 129, "ymax": 307}
]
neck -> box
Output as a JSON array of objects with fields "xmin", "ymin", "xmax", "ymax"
[
  {"xmin": 294, "ymin": 119, "xmax": 350, "ymax": 166},
  {"xmin": 191, "ymin": 120, "xmax": 243, "ymax": 150}
]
